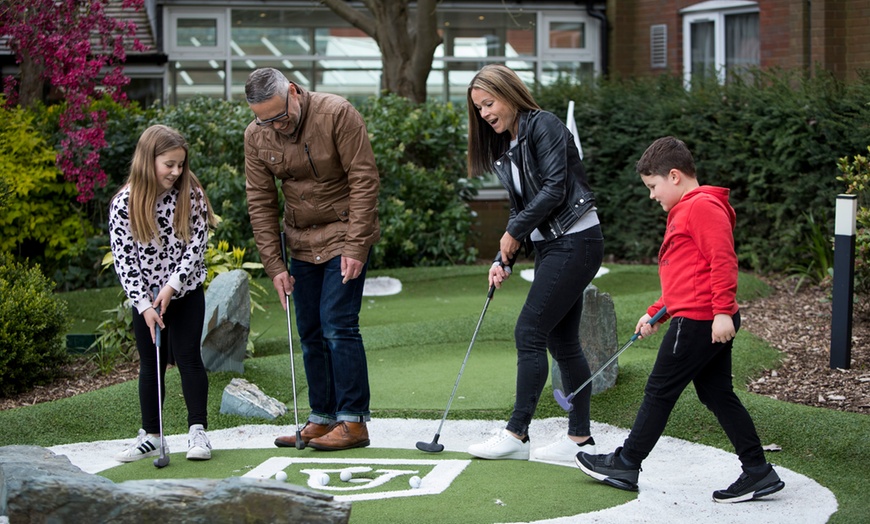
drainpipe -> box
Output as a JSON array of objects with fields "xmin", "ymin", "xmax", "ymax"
[{"xmin": 586, "ymin": 1, "xmax": 609, "ymax": 76}]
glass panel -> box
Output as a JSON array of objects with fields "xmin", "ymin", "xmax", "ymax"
[
  {"xmin": 172, "ymin": 60, "xmax": 226, "ymax": 100},
  {"xmin": 437, "ymin": 10, "xmax": 536, "ymax": 58},
  {"xmin": 231, "ymin": 11, "xmax": 312, "ymax": 57},
  {"xmin": 230, "ymin": 60, "xmax": 314, "ymax": 99},
  {"xmin": 549, "ymin": 22, "xmax": 585, "ymax": 50},
  {"xmin": 176, "ymin": 18, "xmax": 218, "ymax": 48},
  {"xmin": 725, "ymin": 13, "xmax": 759, "ymax": 76},
  {"xmin": 315, "ymin": 28, "xmax": 379, "ymax": 57},
  {"xmin": 541, "ymin": 61, "xmax": 595, "ymax": 85},
  {"xmin": 690, "ymin": 20, "xmax": 715, "ymax": 81}
]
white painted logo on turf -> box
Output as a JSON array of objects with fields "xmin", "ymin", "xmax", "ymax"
[{"xmin": 244, "ymin": 457, "xmax": 470, "ymax": 502}]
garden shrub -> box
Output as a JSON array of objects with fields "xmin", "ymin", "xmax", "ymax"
[
  {"xmin": 837, "ymin": 146, "xmax": 870, "ymax": 295},
  {"xmin": 0, "ymin": 102, "xmax": 95, "ymax": 264},
  {"xmin": 359, "ymin": 94, "xmax": 479, "ymax": 267},
  {"xmin": 0, "ymin": 254, "xmax": 70, "ymax": 397}
]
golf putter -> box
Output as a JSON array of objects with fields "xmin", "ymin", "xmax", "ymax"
[
  {"xmin": 280, "ymin": 231, "xmax": 304, "ymax": 450},
  {"xmin": 417, "ymin": 256, "xmax": 514, "ymax": 453},
  {"xmin": 553, "ymin": 306, "xmax": 668, "ymax": 411},
  {"xmin": 151, "ymin": 286, "xmax": 170, "ymax": 468}
]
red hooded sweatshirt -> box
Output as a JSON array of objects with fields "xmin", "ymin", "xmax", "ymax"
[{"xmin": 648, "ymin": 186, "xmax": 739, "ymax": 322}]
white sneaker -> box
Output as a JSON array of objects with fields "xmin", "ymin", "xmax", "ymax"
[
  {"xmin": 114, "ymin": 429, "xmax": 167, "ymax": 463},
  {"xmin": 467, "ymin": 429, "xmax": 530, "ymax": 460},
  {"xmin": 532, "ymin": 435, "xmax": 596, "ymax": 463},
  {"xmin": 186, "ymin": 424, "xmax": 212, "ymax": 460}
]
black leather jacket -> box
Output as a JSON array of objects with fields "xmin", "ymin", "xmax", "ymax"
[{"xmin": 491, "ymin": 109, "xmax": 596, "ymax": 262}]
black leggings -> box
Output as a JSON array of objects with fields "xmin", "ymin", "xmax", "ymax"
[{"xmin": 132, "ymin": 286, "xmax": 208, "ymax": 433}]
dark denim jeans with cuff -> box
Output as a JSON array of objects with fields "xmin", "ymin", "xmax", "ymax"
[{"xmin": 291, "ymin": 254, "xmax": 371, "ymax": 424}]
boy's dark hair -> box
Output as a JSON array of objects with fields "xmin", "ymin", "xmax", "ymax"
[{"xmin": 636, "ymin": 136, "xmax": 696, "ymax": 178}]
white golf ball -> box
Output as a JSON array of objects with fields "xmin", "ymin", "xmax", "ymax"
[
  {"xmin": 275, "ymin": 471, "xmax": 287, "ymax": 482},
  {"xmin": 340, "ymin": 470, "xmax": 353, "ymax": 482},
  {"xmin": 319, "ymin": 473, "xmax": 330, "ymax": 485},
  {"xmin": 409, "ymin": 475, "xmax": 421, "ymax": 489}
]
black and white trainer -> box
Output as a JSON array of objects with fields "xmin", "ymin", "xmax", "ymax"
[
  {"xmin": 713, "ymin": 465, "xmax": 785, "ymax": 503},
  {"xmin": 575, "ymin": 447, "xmax": 641, "ymax": 492},
  {"xmin": 114, "ymin": 428, "xmax": 166, "ymax": 463}
]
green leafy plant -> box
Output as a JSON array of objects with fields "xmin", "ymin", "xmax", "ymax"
[
  {"xmin": 0, "ymin": 254, "xmax": 70, "ymax": 396},
  {"xmin": 93, "ymin": 228, "xmax": 266, "ymax": 374},
  {"xmin": 787, "ymin": 212, "xmax": 834, "ymax": 291},
  {"xmin": 837, "ymin": 146, "xmax": 870, "ymax": 295},
  {"xmin": 89, "ymin": 293, "xmax": 137, "ymax": 374}
]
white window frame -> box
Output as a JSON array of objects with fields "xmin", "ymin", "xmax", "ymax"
[
  {"xmin": 681, "ymin": 1, "xmax": 758, "ymax": 85},
  {"xmin": 538, "ymin": 12, "xmax": 601, "ymax": 76},
  {"xmin": 166, "ymin": 8, "xmax": 229, "ymax": 59}
]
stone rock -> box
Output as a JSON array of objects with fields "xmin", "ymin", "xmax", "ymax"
[
  {"xmin": 220, "ymin": 378, "xmax": 287, "ymax": 420},
  {"xmin": 201, "ymin": 270, "xmax": 251, "ymax": 373},
  {"xmin": 552, "ymin": 284, "xmax": 619, "ymax": 396},
  {"xmin": 0, "ymin": 445, "xmax": 349, "ymax": 523}
]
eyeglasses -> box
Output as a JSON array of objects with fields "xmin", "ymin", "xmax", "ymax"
[{"xmin": 255, "ymin": 90, "xmax": 290, "ymax": 127}]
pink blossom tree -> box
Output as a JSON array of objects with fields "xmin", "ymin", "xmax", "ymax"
[{"xmin": 1, "ymin": 0, "xmax": 146, "ymax": 202}]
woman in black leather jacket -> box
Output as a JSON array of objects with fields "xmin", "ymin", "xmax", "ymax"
[{"xmin": 465, "ymin": 64, "xmax": 604, "ymax": 463}]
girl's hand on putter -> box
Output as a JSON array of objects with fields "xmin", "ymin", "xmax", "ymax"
[
  {"xmin": 152, "ymin": 286, "xmax": 175, "ymax": 319},
  {"xmin": 144, "ymin": 307, "xmax": 164, "ymax": 343}
]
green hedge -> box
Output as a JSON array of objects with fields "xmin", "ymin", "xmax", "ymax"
[{"xmin": 535, "ymin": 69, "xmax": 870, "ymax": 273}]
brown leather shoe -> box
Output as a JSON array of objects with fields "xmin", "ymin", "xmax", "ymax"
[
  {"xmin": 274, "ymin": 422, "xmax": 334, "ymax": 448},
  {"xmin": 307, "ymin": 421, "xmax": 370, "ymax": 451}
]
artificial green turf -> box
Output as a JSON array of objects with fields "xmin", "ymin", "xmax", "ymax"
[
  {"xmin": 99, "ymin": 448, "xmax": 634, "ymax": 524},
  {"xmin": 3, "ymin": 264, "xmax": 868, "ymax": 523}
]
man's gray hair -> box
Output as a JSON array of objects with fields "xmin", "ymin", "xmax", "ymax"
[{"xmin": 245, "ymin": 68, "xmax": 291, "ymax": 104}]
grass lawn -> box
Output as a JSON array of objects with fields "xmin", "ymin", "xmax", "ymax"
[{"xmin": 1, "ymin": 264, "xmax": 867, "ymax": 523}]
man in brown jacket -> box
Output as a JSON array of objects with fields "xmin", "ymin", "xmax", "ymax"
[{"xmin": 244, "ymin": 67, "xmax": 380, "ymax": 451}]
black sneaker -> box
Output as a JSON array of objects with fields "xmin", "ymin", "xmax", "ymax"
[
  {"xmin": 575, "ymin": 447, "xmax": 640, "ymax": 492},
  {"xmin": 713, "ymin": 465, "xmax": 785, "ymax": 503}
]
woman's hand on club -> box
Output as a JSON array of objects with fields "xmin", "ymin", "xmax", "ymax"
[
  {"xmin": 143, "ymin": 307, "xmax": 164, "ymax": 343},
  {"xmin": 152, "ymin": 286, "xmax": 175, "ymax": 319},
  {"xmin": 489, "ymin": 262, "xmax": 511, "ymax": 289}
]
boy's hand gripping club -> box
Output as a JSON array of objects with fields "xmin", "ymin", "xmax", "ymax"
[{"xmin": 553, "ymin": 306, "xmax": 668, "ymax": 411}]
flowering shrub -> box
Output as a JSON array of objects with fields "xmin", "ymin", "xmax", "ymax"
[{"xmin": 0, "ymin": 0, "xmax": 146, "ymax": 202}]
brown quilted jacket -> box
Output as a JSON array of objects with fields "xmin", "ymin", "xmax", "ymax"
[{"xmin": 244, "ymin": 85, "xmax": 381, "ymax": 279}]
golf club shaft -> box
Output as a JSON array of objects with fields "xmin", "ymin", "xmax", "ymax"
[
  {"xmin": 280, "ymin": 231, "xmax": 302, "ymax": 441},
  {"xmin": 432, "ymin": 284, "xmax": 495, "ymax": 437},
  {"xmin": 564, "ymin": 306, "xmax": 668, "ymax": 400},
  {"xmin": 151, "ymin": 286, "xmax": 167, "ymax": 464}
]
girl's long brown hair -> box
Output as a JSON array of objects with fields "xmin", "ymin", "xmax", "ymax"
[{"xmin": 119, "ymin": 124, "xmax": 216, "ymax": 244}]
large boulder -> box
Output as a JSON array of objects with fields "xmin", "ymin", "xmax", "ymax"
[
  {"xmin": 0, "ymin": 446, "xmax": 349, "ymax": 523},
  {"xmin": 220, "ymin": 378, "xmax": 287, "ymax": 420},
  {"xmin": 551, "ymin": 284, "xmax": 619, "ymax": 396},
  {"xmin": 201, "ymin": 270, "xmax": 251, "ymax": 373}
]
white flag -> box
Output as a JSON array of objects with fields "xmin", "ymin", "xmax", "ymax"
[{"xmin": 566, "ymin": 100, "xmax": 583, "ymax": 160}]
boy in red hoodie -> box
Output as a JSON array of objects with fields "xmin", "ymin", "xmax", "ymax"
[{"xmin": 575, "ymin": 137, "xmax": 784, "ymax": 503}]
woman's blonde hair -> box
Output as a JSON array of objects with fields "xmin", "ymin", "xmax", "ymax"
[
  {"xmin": 119, "ymin": 124, "xmax": 216, "ymax": 244},
  {"xmin": 466, "ymin": 64, "xmax": 541, "ymax": 178}
]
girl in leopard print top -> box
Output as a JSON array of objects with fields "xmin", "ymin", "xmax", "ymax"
[{"xmin": 108, "ymin": 124, "xmax": 218, "ymax": 463}]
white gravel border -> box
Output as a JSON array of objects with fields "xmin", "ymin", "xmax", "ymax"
[{"xmin": 49, "ymin": 417, "xmax": 836, "ymax": 524}]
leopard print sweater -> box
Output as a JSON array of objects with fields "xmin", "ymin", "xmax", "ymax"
[{"xmin": 109, "ymin": 186, "xmax": 209, "ymax": 313}]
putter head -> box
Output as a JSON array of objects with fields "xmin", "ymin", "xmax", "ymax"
[
  {"xmin": 415, "ymin": 434, "xmax": 444, "ymax": 453},
  {"xmin": 295, "ymin": 430, "xmax": 305, "ymax": 450},
  {"xmin": 153, "ymin": 455, "xmax": 169, "ymax": 468},
  {"xmin": 553, "ymin": 389, "xmax": 576, "ymax": 412}
]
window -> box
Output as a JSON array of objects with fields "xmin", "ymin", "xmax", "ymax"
[
  {"xmin": 681, "ymin": 1, "xmax": 759, "ymax": 85},
  {"xmin": 167, "ymin": 9, "xmax": 228, "ymax": 56}
]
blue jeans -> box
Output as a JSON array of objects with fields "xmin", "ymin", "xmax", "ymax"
[
  {"xmin": 290, "ymin": 255, "xmax": 371, "ymax": 424},
  {"xmin": 620, "ymin": 312, "xmax": 767, "ymax": 469},
  {"xmin": 507, "ymin": 226, "xmax": 604, "ymax": 438}
]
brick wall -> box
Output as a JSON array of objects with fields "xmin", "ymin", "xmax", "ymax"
[{"xmin": 612, "ymin": 0, "xmax": 868, "ymax": 81}]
